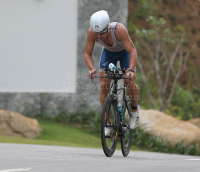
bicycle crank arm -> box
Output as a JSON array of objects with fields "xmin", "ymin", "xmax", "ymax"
[
  {"xmin": 105, "ymin": 124, "xmax": 115, "ymax": 127},
  {"xmin": 122, "ymin": 126, "xmax": 130, "ymax": 134}
]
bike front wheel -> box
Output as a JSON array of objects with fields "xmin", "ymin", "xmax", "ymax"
[
  {"xmin": 101, "ymin": 99, "xmax": 119, "ymax": 157},
  {"xmin": 120, "ymin": 99, "xmax": 132, "ymax": 157}
]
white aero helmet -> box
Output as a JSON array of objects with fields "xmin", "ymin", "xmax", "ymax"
[{"xmin": 90, "ymin": 10, "xmax": 110, "ymax": 33}]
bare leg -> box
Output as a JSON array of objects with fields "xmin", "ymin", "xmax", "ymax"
[
  {"xmin": 99, "ymin": 71, "xmax": 111, "ymax": 107},
  {"xmin": 124, "ymin": 79, "xmax": 140, "ymax": 112},
  {"xmin": 99, "ymin": 71, "xmax": 111, "ymax": 123}
]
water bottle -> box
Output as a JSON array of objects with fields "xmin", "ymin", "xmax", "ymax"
[
  {"xmin": 118, "ymin": 103, "xmax": 124, "ymax": 119},
  {"xmin": 109, "ymin": 63, "xmax": 116, "ymax": 71}
]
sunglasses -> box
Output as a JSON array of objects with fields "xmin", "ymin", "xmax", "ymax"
[{"xmin": 95, "ymin": 28, "xmax": 108, "ymax": 35}]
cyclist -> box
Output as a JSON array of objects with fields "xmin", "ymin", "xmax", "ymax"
[{"xmin": 84, "ymin": 10, "xmax": 140, "ymax": 135}]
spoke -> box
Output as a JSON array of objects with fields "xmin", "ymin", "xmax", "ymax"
[{"xmin": 104, "ymin": 104, "xmax": 116, "ymax": 149}]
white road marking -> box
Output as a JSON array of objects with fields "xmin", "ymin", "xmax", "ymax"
[
  {"xmin": 184, "ymin": 159, "xmax": 200, "ymax": 161},
  {"xmin": 0, "ymin": 168, "xmax": 31, "ymax": 172}
]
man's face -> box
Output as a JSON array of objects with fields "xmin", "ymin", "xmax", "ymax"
[
  {"xmin": 96, "ymin": 32, "xmax": 108, "ymax": 40},
  {"xmin": 94, "ymin": 28, "xmax": 108, "ymax": 40}
]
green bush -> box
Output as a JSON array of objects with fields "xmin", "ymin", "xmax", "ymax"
[
  {"xmin": 135, "ymin": 73, "xmax": 157, "ymax": 109},
  {"xmin": 136, "ymin": 74, "xmax": 200, "ymax": 120},
  {"xmin": 182, "ymin": 41, "xmax": 189, "ymax": 46},
  {"xmin": 163, "ymin": 0, "xmax": 181, "ymax": 5},
  {"xmin": 52, "ymin": 109, "xmax": 100, "ymax": 132},
  {"xmin": 163, "ymin": 0, "xmax": 173, "ymax": 4},
  {"xmin": 191, "ymin": 52, "xmax": 197, "ymax": 59},
  {"xmin": 157, "ymin": 13, "xmax": 164, "ymax": 18},
  {"xmin": 173, "ymin": 25, "xmax": 185, "ymax": 33},
  {"xmin": 191, "ymin": 28, "xmax": 197, "ymax": 34},
  {"xmin": 197, "ymin": 40, "xmax": 200, "ymax": 47},
  {"xmin": 132, "ymin": 127, "xmax": 200, "ymax": 156},
  {"xmin": 168, "ymin": 13, "xmax": 176, "ymax": 22},
  {"xmin": 171, "ymin": 85, "xmax": 194, "ymax": 107},
  {"xmin": 168, "ymin": 85, "xmax": 200, "ymax": 120},
  {"xmin": 25, "ymin": 100, "xmax": 101, "ymax": 132},
  {"xmin": 128, "ymin": 15, "xmax": 138, "ymax": 33},
  {"xmin": 136, "ymin": 0, "xmax": 155, "ymax": 19}
]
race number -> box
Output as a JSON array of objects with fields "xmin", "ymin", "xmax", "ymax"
[{"xmin": 93, "ymin": 24, "xmax": 101, "ymax": 29}]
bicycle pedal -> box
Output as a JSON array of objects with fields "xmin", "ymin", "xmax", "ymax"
[{"xmin": 122, "ymin": 127, "xmax": 128, "ymax": 133}]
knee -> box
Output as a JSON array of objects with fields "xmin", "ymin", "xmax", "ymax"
[
  {"xmin": 124, "ymin": 80, "xmax": 140, "ymax": 91},
  {"xmin": 124, "ymin": 79, "xmax": 135, "ymax": 88},
  {"xmin": 124, "ymin": 79, "xmax": 134, "ymax": 85}
]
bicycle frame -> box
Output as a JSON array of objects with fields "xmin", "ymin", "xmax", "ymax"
[
  {"xmin": 106, "ymin": 78, "xmax": 131, "ymax": 136},
  {"xmin": 95, "ymin": 68, "xmax": 132, "ymax": 133}
]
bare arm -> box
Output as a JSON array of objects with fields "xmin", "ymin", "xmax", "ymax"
[
  {"xmin": 84, "ymin": 29, "xmax": 96, "ymax": 70},
  {"xmin": 116, "ymin": 23, "xmax": 137, "ymax": 70}
]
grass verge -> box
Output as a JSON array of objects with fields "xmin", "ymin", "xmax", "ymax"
[{"xmin": 0, "ymin": 119, "xmax": 142, "ymax": 151}]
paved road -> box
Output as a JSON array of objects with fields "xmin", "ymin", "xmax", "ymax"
[{"xmin": 0, "ymin": 143, "xmax": 200, "ymax": 172}]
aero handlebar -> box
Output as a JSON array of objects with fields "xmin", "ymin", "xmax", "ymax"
[{"xmin": 90, "ymin": 68, "xmax": 133, "ymax": 82}]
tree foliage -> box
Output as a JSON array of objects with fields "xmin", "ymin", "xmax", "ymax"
[{"xmin": 135, "ymin": 16, "xmax": 190, "ymax": 111}]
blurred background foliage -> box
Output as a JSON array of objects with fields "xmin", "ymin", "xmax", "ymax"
[{"xmin": 128, "ymin": 0, "xmax": 200, "ymax": 120}]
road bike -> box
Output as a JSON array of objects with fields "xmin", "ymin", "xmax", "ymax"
[{"xmin": 94, "ymin": 67, "xmax": 137, "ymax": 157}]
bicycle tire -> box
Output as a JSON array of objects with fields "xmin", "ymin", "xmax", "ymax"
[
  {"xmin": 101, "ymin": 97, "xmax": 119, "ymax": 157},
  {"xmin": 120, "ymin": 98, "xmax": 132, "ymax": 157}
]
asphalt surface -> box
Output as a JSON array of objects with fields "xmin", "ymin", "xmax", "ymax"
[{"xmin": 0, "ymin": 143, "xmax": 200, "ymax": 172}]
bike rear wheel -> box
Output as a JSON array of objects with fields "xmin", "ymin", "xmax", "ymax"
[
  {"xmin": 120, "ymin": 99, "xmax": 132, "ymax": 157},
  {"xmin": 101, "ymin": 99, "xmax": 119, "ymax": 157}
]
